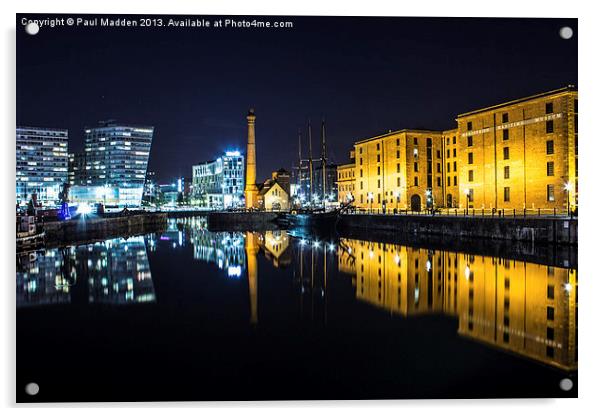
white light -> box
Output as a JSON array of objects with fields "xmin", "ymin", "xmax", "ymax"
[
  {"xmin": 564, "ymin": 283, "xmax": 572, "ymax": 292},
  {"xmin": 77, "ymin": 203, "xmax": 92, "ymax": 215},
  {"xmin": 564, "ymin": 182, "xmax": 573, "ymax": 192},
  {"xmin": 369, "ymin": 250, "xmax": 374, "ymax": 259},
  {"xmin": 426, "ymin": 260, "xmax": 432, "ymax": 272},
  {"xmin": 300, "ymin": 239, "xmax": 306, "ymax": 246},
  {"xmin": 313, "ymin": 240, "xmax": 320, "ymax": 248},
  {"xmin": 328, "ymin": 243, "xmax": 335, "ymax": 252},
  {"xmin": 394, "ymin": 254, "xmax": 400, "ymax": 265},
  {"xmin": 464, "ymin": 265, "xmax": 471, "ymax": 280}
]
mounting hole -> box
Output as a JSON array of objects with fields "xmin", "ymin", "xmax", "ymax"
[
  {"xmin": 24, "ymin": 382, "xmax": 39, "ymax": 396},
  {"xmin": 25, "ymin": 22, "xmax": 40, "ymax": 36},
  {"xmin": 559, "ymin": 378, "xmax": 573, "ymax": 391},
  {"xmin": 559, "ymin": 26, "xmax": 573, "ymax": 40}
]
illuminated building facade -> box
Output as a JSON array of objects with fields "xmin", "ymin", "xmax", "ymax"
[
  {"xmin": 339, "ymin": 86, "xmax": 578, "ymax": 213},
  {"xmin": 258, "ymin": 169, "xmax": 291, "ymax": 211},
  {"xmin": 192, "ymin": 151, "xmax": 245, "ymax": 209},
  {"xmin": 336, "ymin": 163, "xmax": 356, "ymax": 204},
  {"xmin": 16, "ymin": 126, "xmax": 69, "ymax": 207},
  {"xmin": 337, "ymin": 238, "xmax": 577, "ymax": 371},
  {"xmin": 346, "ymin": 129, "xmax": 445, "ymax": 211},
  {"xmin": 70, "ymin": 121, "xmax": 154, "ymax": 207},
  {"xmin": 457, "ymin": 86, "xmax": 578, "ymax": 212}
]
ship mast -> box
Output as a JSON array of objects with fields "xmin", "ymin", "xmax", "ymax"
[
  {"xmin": 308, "ymin": 119, "xmax": 314, "ymax": 204},
  {"xmin": 320, "ymin": 118, "xmax": 327, "ymax": 206}
]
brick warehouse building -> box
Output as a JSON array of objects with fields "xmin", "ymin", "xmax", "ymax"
[{"xmin": 337, "ymin": 86, "xmax": 578, "ymax": 213}]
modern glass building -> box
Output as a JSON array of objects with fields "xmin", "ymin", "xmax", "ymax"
[
  {"xmin": 16, "ymin": 126, "xmax": 69, "ymax": 207},
  {"xmin": 192, "ymin": 151, "xmax": 244, "ymax": 209},
  {"xmin": 70, "ymin": 121, "xmax": 154, "ymax": 207}
]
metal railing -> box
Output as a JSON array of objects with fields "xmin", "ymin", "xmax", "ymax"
[{"xmin": 346, "ymin": 207, "xmax": 577, "ymax": 218}]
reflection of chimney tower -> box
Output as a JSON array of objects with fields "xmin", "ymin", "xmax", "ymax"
[{"xmin": 244, "ymin": 108, "xmax": 258, "ymax": 209}]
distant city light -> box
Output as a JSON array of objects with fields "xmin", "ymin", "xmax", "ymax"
[{"xmin": 77, "ymin": 202, "xmax": 92, "ymax": 215}]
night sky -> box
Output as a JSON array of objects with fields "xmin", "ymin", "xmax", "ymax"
[{"xmin": 16, "ymin": 14, "xmax": 577, "ymax": 182}]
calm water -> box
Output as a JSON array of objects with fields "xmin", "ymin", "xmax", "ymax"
[{"xmin": 17, "ymin": 217, "xmax": 577, "ymax": 402}]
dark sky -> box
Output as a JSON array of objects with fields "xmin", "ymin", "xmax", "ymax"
[{"xmin": 16, "ymin": 14, "xmax": 577, "ymax": 182}]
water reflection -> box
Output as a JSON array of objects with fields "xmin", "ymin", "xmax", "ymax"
[
  {"xmin": 337, "ymin": 238, "xmax": 578, "ymax": 371},
  {"xmin": 17, "ymin": 236, "xmax": 155, "ymax": 307},
  {"xmin": 17, "ymin": 217, "xmax": 577, "ymax": 372}
]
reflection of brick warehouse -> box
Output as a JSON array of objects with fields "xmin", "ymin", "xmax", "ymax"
[
  {"xmin": 337, "ymin": 238, "xmax": 577, "ymax": 370},
  {"xmin": 338, "ymin": 86, "xmax": 578, "ymax": 212},
  {"xmin": 338, "ymin": 239, "xmax": 446, "ymax": 316}
]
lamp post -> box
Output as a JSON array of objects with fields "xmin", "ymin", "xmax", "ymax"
[
  {"xmin": 368, "ymin": 192, "xmax": 374, "ymax": 213},
  {"xmin": 564, "ymin": 182, "xmax": 573, "ymax": 217},
  {"xmin": 394, "ymin": 191, "xmax": 400, "ymax": 213},
  {"xmin": 425, "ymin": 189, "xmax": 432, "ymax": 214},
  {"xmin": 464, "ymin": 188, "xmax": 470, "ymax": 215}
]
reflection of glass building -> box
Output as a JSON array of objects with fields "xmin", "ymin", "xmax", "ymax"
[
  {"xmin": 191, "ymin": 229, "xmax": 246, "ymax": 278},
  {"xmin": 16, "ymin": 126, "xmax": 69, "ymax": 207},
  {"xmin": 17, "ymin": 237, "xmax": 155, "ymax": 307},
  {"xmin": 17, "ymin": 249, "xmax": 75, "ymax": 307},
  {"xmin": 192, "ymin": 151, "xmax": 244, "ymax": 209},
  {"xmin": 70, "ymin": 121, "xmax": 154, "ymax": 207},
  {"xmin": 79, "ymin": 237, "xmax": 154, "ymax": 304},
  {"xmin": 336, "ymin": 238, "xmax": 578, "ymax": 371}
]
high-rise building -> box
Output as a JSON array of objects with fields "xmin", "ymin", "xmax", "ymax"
[
  {"xmin": 192, "ymin": 151, "xmax": 245, "ymax": 209},
  {"xmin": 70, "ymin": 121, "xmax": 154, "ymax": 207},
  {"xmin": 16, "ymin": 126, "xmax": 69, "ymax": 207},
  {"xmin": 314, "ymin": 163, "xmax": 338, "ymax": 203}
]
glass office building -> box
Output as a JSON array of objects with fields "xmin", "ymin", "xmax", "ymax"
[
  {"xmin": 192, "ymin": 151, "xmax": 244, "ymax": 209},
  {"xmin": 70, "ymin": 121, "xmax": 154, "ymax": 207},
  {"xmin": 16, "ymin": 126, "xmax": 69, "ymax": 207}
]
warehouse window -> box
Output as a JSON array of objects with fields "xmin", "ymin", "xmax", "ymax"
[
  {"xmin": 503, "ymin": 129, "xmax": 509, "ymax": 140},
  {"xmin": 545, "ymin": 102, "xmax": 553, "ymax": 114},
  {"xmin": 547, "ymin": 161, "xmax": 554, "ymax": 176},
  {"xmin": 468, "ymin": 170, "xmax": 474, "ymax": 182},
  {"xmin": 504, "ymin": 166, "xmax": 510, "ymax": 179},
  {"xmin": 504, "ymin": 187, "xmax": 510, "ymax": 202},
  {"xmin": 467, "ymin": 136, "xmax": 473, "ymax": 147},
  {"xmin": 502, "ymin": 113, "xmax": 509, "ymax": 123},
  {"xmin": 414, "ymin": 177, "xmax": 418, "ymax": 186},
  {"xmin": 468, "ymin": 153, "xmax": 473, "ymax": 164},
  {"xmin": 547, "ymin": 184, "xmax": 555, "ymax": 201},
  {"xmin": 503, "ymin": 147, "xmax": 509, "ymax": 160},
  {"xmin": 546, "ymin": 140, "xmax": 554, "ymax": 154},
  {"xmin": 546, "ymin": 120, "xmax": 554, "ymax": 133},
  {"xmin": 467, "ymin": 121, "xmax": 473, "ymax": 131}
]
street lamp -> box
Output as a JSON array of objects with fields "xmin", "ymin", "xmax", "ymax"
[
  {"xmin": 564, "ymin": 182, "xmax": 573, "ymax": 217},
  {"xmin": 425, "ymin": 189, "xmax": 432, "ymax": 213},
  {"xmin": 464, "ymin": 188, "xmax": 470, "ymax": 214},
  {"xmin": 394, "ymin": 191, "xmax": 400, "ymax": 213},
  {"xmin": 368, "ymin": 192, "xmax": 374, "ymax": 213}
]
